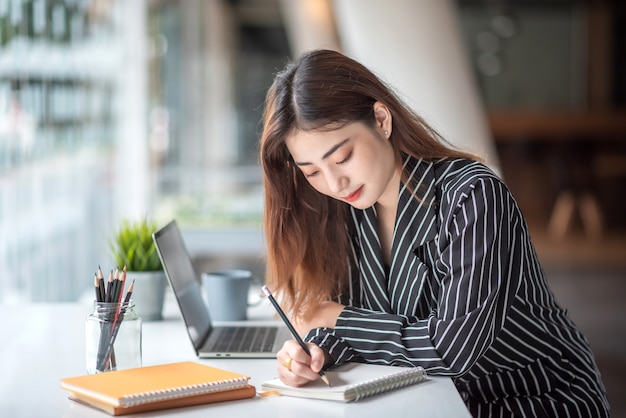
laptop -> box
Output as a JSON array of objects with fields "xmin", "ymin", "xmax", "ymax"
[{"xmin": 152, "ymin": 220, "xmax": 290, "ymax": 358}]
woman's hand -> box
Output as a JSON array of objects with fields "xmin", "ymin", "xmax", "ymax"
[
  {"xmin": 276, "ymin": 340, "xmax": 329, "ymax": 387},
  {"xmin": 292, "ymin": 301, "xmax": 345, "ymax": 337},
  {"xmin": 275, "ymin": 301, "xmax": 343, "ymax": 386}
]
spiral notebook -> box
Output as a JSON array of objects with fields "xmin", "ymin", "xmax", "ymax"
[
  {"xmin": 60, "ymin": 361, "xmax": 256, "ymax": 415},
  {"xmin": 261, "ymin": 362, "xmax": 427, "ymax": 402}
]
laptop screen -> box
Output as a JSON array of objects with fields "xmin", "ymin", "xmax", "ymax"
[{"xmin": 153, "ymin": 220, "xmax": 211, "ymax": 350}]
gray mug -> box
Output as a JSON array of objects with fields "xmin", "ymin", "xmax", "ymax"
[{"xmin": 201, "ymin": 269, "xmax": 261, "ymax": 321}]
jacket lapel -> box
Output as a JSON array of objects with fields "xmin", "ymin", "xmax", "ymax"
[
  {"xmin": 354, "ymin": 204, "xmax": 391, "ymax": 311},
  {"xmin": 350, "ymin": 157, "xmax": 441, "ymax": 313},
  {"xmin": 387, "ymin": 157, "xmax": 440, "ymax": 315},
  {"xmin": 391, "ymin": 157, "xmax": 440, "ymax": 267}
]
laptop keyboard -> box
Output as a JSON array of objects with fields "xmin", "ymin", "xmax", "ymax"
[{"xmin": 208, "ymin": 326, "xmax": 278, "ymax": 353}]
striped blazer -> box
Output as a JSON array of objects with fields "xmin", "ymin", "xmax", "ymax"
[{"xmin": 306, "ymin": 157, "xmax": 610, "ymax": 417}]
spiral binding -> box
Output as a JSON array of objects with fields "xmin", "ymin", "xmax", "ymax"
[
  {"xmin": 120, "ymin": 377, "xmax": 250, "ymax": 407},
  {"xmin": 347, "ymin": 366, "xmax": 427, "ymax": 402}
]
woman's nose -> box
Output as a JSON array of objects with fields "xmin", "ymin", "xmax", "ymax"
[{"xmin": 326, "ymin": 167, "xmax": 347, "ymax": 194}]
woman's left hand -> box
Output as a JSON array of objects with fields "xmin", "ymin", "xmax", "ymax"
[{"xmin": 292, "ymin": 301, "xmax": 345, "ymax": 337}]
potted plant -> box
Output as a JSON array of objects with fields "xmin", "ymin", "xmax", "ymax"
[{"xmin": 109, "ymin": 218, "xmax": 167, "ymax": 321}]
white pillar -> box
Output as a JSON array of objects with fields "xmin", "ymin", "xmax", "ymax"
[
  {"xmin": 204, "ymin": 0, "xmax": 236, "ymax": 194},
  {"xmin": 332, "ymin": 0, "xmax": 500, "ymax": 173},
  {"xmin": 177, "ymin": 0, "xmax": 235, "ymax": 195},
  {"xmin": 279, "ymin": 0, "xmax": 341, "ymax": 56},
  {"xmin": 116, "ymin": 0, "xmax": 149, "ymax": 219}
]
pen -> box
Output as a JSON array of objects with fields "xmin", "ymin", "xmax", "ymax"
[{"xmin": 261, "ymin": 285, "xmax": 331, "ymax": 386}]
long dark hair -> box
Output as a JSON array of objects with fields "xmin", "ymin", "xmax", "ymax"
[{"xmin": 260, "ymin": 49, "xmax": 476, "ymax": 317}]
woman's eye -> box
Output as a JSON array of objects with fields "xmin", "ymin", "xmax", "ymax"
[
  {"xmin": 337, "ymin": 152, "xmax": 352, "ymax": 165},
  {"xmin": 305, "ymin": 170, "xmax": 319, "ymax": 178}
]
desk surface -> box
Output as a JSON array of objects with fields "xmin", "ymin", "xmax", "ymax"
[{"xmin": 0, "ymin": 297, "xmax": 470, "ymax": 417}]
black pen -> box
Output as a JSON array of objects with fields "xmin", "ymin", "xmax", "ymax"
[{"xmin": 261, "ymin": 285, "xmax": 331, "ymax": 386}]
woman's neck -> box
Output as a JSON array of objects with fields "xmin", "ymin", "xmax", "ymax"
[{"xmin": 375, "ymin": 169, "xmax": 401, "ymax": 265}]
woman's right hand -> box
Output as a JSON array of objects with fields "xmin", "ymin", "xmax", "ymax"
[{"xmin": 276, "ymin": 339, "xmax": 328, "ymax": 387}]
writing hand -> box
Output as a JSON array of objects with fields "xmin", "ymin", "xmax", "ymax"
[{"xmin": 277, "ymin": 340, "xmax": 329, "ymax": 387}]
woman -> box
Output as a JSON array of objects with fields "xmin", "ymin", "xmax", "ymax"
[{"xmin": 259, "ymin": 49, "xmax": 610, "ymax": 417}]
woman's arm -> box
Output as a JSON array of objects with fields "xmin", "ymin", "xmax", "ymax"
[
  {"xmin": 307, "ymin": 176, "xmax": 526, "ymax": 375},
  {"xmin": 292, "ymin": 301, "xmax": 345, "ymax": 336}
]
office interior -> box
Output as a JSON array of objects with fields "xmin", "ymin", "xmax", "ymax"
[{"xmin": 1, "ymin": 0, "xmax": 624, "ymax": 415}]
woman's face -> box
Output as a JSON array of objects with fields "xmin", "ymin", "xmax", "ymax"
[{"xmin": 285, "ymin": 119, "xmax": 398, "ymax": 210}]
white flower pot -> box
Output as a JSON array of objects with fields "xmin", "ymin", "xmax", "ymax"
[{"xmin": 125, "ymin": 271, "xmax": 167, "ymax": 321}]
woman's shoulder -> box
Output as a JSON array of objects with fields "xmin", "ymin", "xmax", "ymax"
[{"xmin": 431, "ymin": 157, "xmax": 508, "ymax": 200}]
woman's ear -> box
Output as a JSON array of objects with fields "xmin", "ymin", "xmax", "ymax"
[{"xmin": 373, "ymin": 101, "xmax": 392, "ymax": 138}]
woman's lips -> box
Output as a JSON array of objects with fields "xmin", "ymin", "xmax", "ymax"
[{"xmin": 343, "ymin": 186, "xmax": 363, "ymax": 203}]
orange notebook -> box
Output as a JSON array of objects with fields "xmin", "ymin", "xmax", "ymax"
[{"xmin": 60, "ymin": 361, "xmax": 256, "ymax": 416}]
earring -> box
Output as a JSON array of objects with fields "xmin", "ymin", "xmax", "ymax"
[{"xmin": 384, "ymin": 130, "xmax": 389, "ymax": 136}]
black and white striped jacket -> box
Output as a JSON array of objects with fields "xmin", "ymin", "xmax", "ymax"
[{"xmin": 306, "ymin": 156, "xmax": 610, "ymax": 417}]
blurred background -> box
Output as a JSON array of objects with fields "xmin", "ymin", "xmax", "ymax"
[{"xmin": 0, "ymin": 0, "xmax": 624, "ymax": 414}]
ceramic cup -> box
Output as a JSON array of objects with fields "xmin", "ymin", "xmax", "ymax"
[{"xmin": 201, "ymin": 269, "xmax": 261, "ymax": 321}]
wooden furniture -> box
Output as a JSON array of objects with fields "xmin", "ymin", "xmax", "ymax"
[{"xmin": 488, "ymin": 109, "xmax": 626, "ymax": 239}]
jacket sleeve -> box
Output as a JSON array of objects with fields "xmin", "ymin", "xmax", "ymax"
[{"xmin": 306, "ymin": 176, "xmax": 525, "ymax": 376}]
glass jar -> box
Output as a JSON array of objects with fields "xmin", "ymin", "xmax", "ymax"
[{"xmin": 85, "ymin": 300, "xmax": 142, "ymax": 374}]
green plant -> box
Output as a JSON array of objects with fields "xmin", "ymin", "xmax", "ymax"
[{"xmin": 109, "ymin": 218, "xmax": 162, "ymax": 272}]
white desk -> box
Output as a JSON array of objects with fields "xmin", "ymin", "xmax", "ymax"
[{"xmin": 0, "ymin": 298, "xmax": 471, "ymax": 417}]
